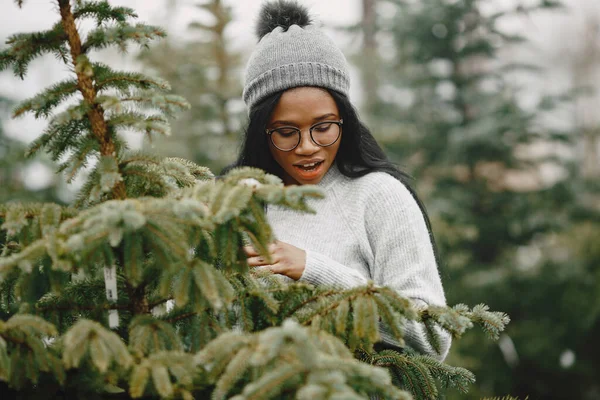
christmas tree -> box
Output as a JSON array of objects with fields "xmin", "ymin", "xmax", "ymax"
[
  {"xmin": 355, "ymin": 0, "xmax": 600, "ymax": 397},
  {"xmin": 137, "ymin": 0, "xmax": 244, "ymax": 173},
  {"xmin": 0, "ymin": 95, "xmax": 62, "ymax": 204},
  {"xmin": 0, "ymin": 1, "xmax": 508, "ymax": 398}
]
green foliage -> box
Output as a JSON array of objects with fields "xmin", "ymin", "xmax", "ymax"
[
  {"xmin": 137, "ymin": 0, "xmax": 245, "ymax": 173},
  {"xmin": 94, "ymin": 63, "xmax": 171, "ymax": 93},
  {"xmin": 13, "ymin": 79, "xmax": 79, "ymax": 119},
  {"xmin": 83, "ymin": 23, "xmax": 166, "ymax": 53},
  {"xmin": 62, "ymin": 319, "xmax": 133, "ymax": 373},
  {"xmin": 368, "ymin": 348, "xmax": 475, "ymax": 399},
  {"xmin": 360, "ymin": 0, "xmax": 599, "ymax": 398},
  {"xmin": 129, "ymin": 351, "xmax": 196, "ymax": 399},
  {"xmin": 128, "ymin": 316, "xmax": 184, "ymax": 357},
  {"xmin": 0, "ymin": 1, "xmax": 512, "ymax": 399},
  {"xmin": 195, "ymin": 320, "xmax": 411, "ymax": 400},
  {"xmin": 0, "ymin": 21, "xmax": 68, "ymax": 78},
  {"xmin": 0, "ymin": 96, "xmax": 62, "ymax": 204},
  {"xmin": 481, "ymin": 397, "xmax": 527, "ymax": 400},
  {"xmin": 0, "ymin": 315, "xmax": 63, "ymax": 388},
  {"xmin": 73, "ymin": 1, "xmax": 138, "ymax": 25}
]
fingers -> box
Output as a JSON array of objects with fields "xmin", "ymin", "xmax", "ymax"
[
  {"xmin": 247, "ymin": 256, "xmax": 284, "ymax": 277},
  {"xmin": 244, "ymin": 244, "xmax": 271, "ymax": 267},
  {"xmin": 253, "ymin": 263, "xmax": 283, "ymax": 275},
  {"xmin": 243, "ymin": 245, "xmax": 260, "ymax": 257},
  {"xmin": 246, "ymin": 255, "xmax": 271, "ymax": 267},
  {"xmin": 244, "ymin": 241, "xmax": 284, "ymax": 270}
]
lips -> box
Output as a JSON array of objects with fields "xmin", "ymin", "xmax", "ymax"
[{"xmin": 292, "ymin": 159, "xmax": 325, "ymax": 181}]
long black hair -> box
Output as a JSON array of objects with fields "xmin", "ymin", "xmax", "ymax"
[{"xmin": 225, "ymin": 89, "xmax": 442, "ymax": 268}]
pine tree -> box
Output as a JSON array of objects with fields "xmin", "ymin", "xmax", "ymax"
[
  {"xmin": 138, "ymin": 0, "xmax": 244, "ymax": 174},
  {"xmin": 358, "ymin": 0, "xmax": 600, "ymax": 398},
  {"xmin": 0, "ymin": 1, "xmax": 509, "ymax": 399},
  {"xmin": 374, "ymin": 0, "xmax": 573, "ymax": 260},
  {"xmin": 0, "ymin": 93, "xmax": 65, "ymax": 328},
  {"xmin": 0, "ymin": 95, "xmax": 62, "ymax": 204},
  {"xmin": 0, "ymin": 95, "xmax": 28, "ymax": 203}
]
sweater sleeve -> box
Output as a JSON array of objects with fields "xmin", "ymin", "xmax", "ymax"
[
  {"xmin": 298, "ymin": 175, "xmax": 451, "ymax": 361},
  {"xmin": 300, "ymin": 249, "xmax": 369, "ymax": 287}
]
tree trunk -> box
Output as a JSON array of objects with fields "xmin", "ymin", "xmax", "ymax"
[{"xmin": 361, "ymin": 0, "xmax": 379, "ymax": 113}]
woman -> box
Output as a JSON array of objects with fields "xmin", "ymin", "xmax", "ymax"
[{"xmin": 232, "ymin": 0, "xmax": 451, "ymax": 361}]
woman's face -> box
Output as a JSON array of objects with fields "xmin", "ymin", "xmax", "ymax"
[{"xmin": 267, "ymin": 87, "xmax": 342, "ymax": 185}]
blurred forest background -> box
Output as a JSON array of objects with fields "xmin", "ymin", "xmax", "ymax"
[{"xmin": 1, "ymin": 0, "xmax": 599, "ymax": 399}]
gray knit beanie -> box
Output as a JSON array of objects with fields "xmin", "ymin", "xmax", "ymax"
[{"xmin": 243, "ymin": 0, "xmax": 351, "ymax": 112}]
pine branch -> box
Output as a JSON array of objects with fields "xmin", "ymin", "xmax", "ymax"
[
  {"xmin": 296, "ymin": 287, "xmax": 370, "ymax": 324},
  {"xmin": 0, "ymin": 315, "xmax": 64, "ymax": 388},
  {"xmin": 212, "ymin": 346, "xmax": 253, "ymax": 400},
  {"xmin": 120, "ymin": 165, "xmax": 172, "ymax": 198},
  {"xmin": 129, "ymin": 351, "xmax": 195, "ymax": 399},
  {"xmin": 94, "ymin": 64, "xmax": 171, "ymax": 93},
  {"xmin": 372, "ymin": 349, "xmax": 440, "ymax": 399},
  {"xmin": 13, "ymin": 78, "xmax": 79, "ymax": 118},
  {"xmin": 147, "ymin": 298, "xmax": 171, "ymax": 310},
  {"xmin": 166, "ymin": 311, "xmax": 196, "ymax": 324},
  {"xmin": 36, "ymin": 297, "xmax": 131, "ymax": 312},
  {"xmin": 425, "ymin": 303, "xmax": 510, "ymax": 340},
  {"xmin": 293, "ymin": 285, "xmax": 385, "ymax": 351},
  {"xmin": 128, "ymin": 316, "xmax": 183, "ymax": 358},
  {"xmin": 62, "ymin": 319, "xmax": 133, "ymax": 373},
  {"xmin": 410, "ymin": 353, "xmax": 475, "ymax": 394},
  {"xmin": 0, "ymin": 21, "xmax": 68, "ymax": 78},
  {"xmin": 0, "ymin": 239, "xmax": 47, "ymax": 278},
  {"xmin": 0, "ymin": 203, "xmax": 78, "ymax": 230},
  {"xmin": 120, "ymin": 151, "xmax": 162, "ymax": 167},
  {"xmin": 107, "ymin": 112, "xmax": 170, "ymax": 138},
  {"xmin": 27, "ymin": 114, "xmax": 93, "ymax": 161},
  {"xmin": 82, "ymin": 23, "xmax": 166, "ymax": 54},
  {"xmin": 119, "ymin": 154, "xmax": 210, "ymax": 198},
  {"xmin": 99, "ymin": 92, "xmax": 190, "ymax": 117},
  {"xmin": 281, "ymin": 289, "xmax": 340, "ymax": 317},
  {"xmin": 165, "ymin": 307, "xmax": 226, "ymax": 342},
  {"xmin": 73, "ymin": 0, "xmax": 138, "ymax": 26},
  {"xmin": 195, "ymin": 320, "xmax": 408, "ymax": 400},
  {"xmin": 163, "ymin": 157, "xmax": 213, "ymax": 181},
  {"xmin": 57, "ymin": 136, "xmax": 99, "ymax": 183}
]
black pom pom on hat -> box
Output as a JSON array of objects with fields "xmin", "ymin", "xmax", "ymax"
[{"xmin": 255, "ymin": 0, "xmax": 312, "ymax": 40}]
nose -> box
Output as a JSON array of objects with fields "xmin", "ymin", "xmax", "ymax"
[{"xmin": 294, "ymin": 128, "xmax": 320, "ymax": 155}]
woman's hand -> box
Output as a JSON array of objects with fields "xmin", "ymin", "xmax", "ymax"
[{"xmin": 243, "ymin": 240, "xmax": 306, "ymax": 281}]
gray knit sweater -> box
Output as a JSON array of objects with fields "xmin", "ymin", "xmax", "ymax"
[{"xmin": 266, "ymin": 163, "xmax": 451, "ymax": 361}]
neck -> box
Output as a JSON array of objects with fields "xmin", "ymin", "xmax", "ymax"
[{"xmin": 316, "ymin": 162, "xmax": 341, "ymax": 188}]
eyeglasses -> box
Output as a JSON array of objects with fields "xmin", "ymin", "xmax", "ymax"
[{"xmin": 266, "ymin": 119, "xmax": 343, "ymax": 152}]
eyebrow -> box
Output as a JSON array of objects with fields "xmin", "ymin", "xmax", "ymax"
[{"xmin": 271, "ymin": 113, "xmax": 338, "ymax": 126}]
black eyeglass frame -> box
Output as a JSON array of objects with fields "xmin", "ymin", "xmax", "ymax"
[{"xmin": 265, "ymin": 119, "xmax": 344, "ymax": 152}]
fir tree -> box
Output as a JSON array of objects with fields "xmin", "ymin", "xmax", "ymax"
[
  {"xmin": 138, "ymin": 0, "xmax": 244, "ymax": 173},
  {"xmin": 0, "ymin": 95, "xmax": 62, "ymax": 204},
  {"xmin": 0, "ymin": 1, "xmax": 509, "ymax": 399},
  {"xmin": 357, "ymin": 0, "xmax": 600, "ymax": 398}
]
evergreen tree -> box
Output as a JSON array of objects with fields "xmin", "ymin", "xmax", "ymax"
[
  {"xmin": 138, "ymin": 0, "xmax": 244, "ymax": 174},
  {"xmin": 0, "ymin": 95, "xmax": 62, "ymax": 204},
  {"xmin": 359, "ymin": 0, "xmax": 600, "ymax": 397},
  {"xmin": 0, "ymin": 1, "xmax": 509, "ymax": 398}
]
